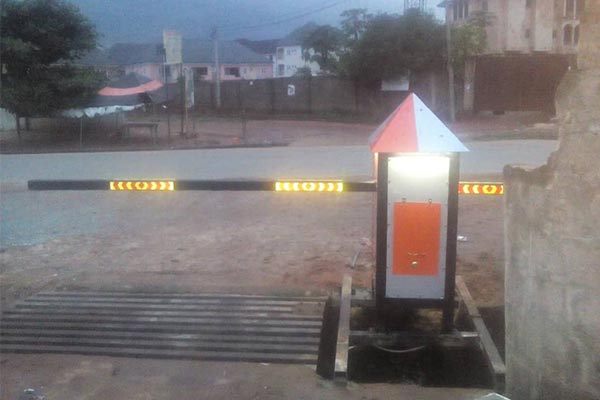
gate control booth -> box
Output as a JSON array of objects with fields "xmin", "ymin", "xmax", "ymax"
[{"xmin": 369, "ymin": 94, "xmax": 468, "ymax": 332}]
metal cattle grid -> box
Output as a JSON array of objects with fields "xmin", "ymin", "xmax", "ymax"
[{"xmin": 0, "ymin": 291, "xmax": 326, "ymax": 365}]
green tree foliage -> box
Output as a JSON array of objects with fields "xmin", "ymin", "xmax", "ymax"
[
  {"xmin": 340, "ymin": 10, "xmax": 445, "ymax": 86},
  {"xmin": 0, "ymin": 0, "xmax": 104, "ymax": 118},
  {"xmin": 285, "ymin": 22, "xmax": 320, "ymax": 45},
  {"xmin": 301, "ymin": 25, "xmax": 344, "ymax": 74},
  {"xmin": 451, "ymin": 12, "xmax": 489, "ymax": 78},
  {"xmin": 340, "ymin": 8, "xmax": 372, "ymax": 42}
]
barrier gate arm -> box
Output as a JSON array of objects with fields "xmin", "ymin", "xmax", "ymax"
[
  {"xmin": 27, "ymin": 179, "xmax": 378, "ymax": 193},
  {"xmin": 27, "ymin": 179, "xmax": 503, "ymax": 195}
]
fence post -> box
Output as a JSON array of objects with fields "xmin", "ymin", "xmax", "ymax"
[
  {"xmin": 307, "ymin": 75, "xmax": 312, "ymax": 114},
  {"xmin": 354, "ymin": 80, "xmax": 359, "ymax": 113},
  {"xmin": 270, "ymin": 78, "xmax": 276, "ymax": 114},
  {"xmin": 238, "ymin": 80, "xmax": 243, "ymax": 111}
]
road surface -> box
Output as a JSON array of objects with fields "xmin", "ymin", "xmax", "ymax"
[
  {"xmin": 0, "ymin": 140, "xmax": 557, "ymax": 182},
  {"xmin": 1, "ymin": 140, "xmax": 557, "ymax": 248}
]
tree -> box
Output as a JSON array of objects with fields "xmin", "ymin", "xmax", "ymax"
[
  {"xmin": 301, "ymin": 25, "xmax": 344, "ymax": 74},
  {"xmin": 340, "ymin": 8, "xmax": 372, "ymax": 42},
  {"xmin": 285, "ymin": 22, "xmax": 320, "ymax": 45},
  {"xmin": 340, "ymin": 10, "xmax": 445, "ymax": 87},
  {"xmin": 450, "ymin": 11, "xmax": 489, "ymax": 78},
  {"xmin": 0, "ymin": 0, "xmax": 103, "ymax": 137}
]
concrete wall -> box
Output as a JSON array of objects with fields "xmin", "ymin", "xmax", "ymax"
[
  {"xmin": 0, "ymin": 108, "xmax": 16, "ymax": 131},
  {"xmin": 534, "ymin": 0, "xmax": 556, "ymax": 51},
  {"xmin": 504, "ymin": 2, "xmax": 600, "ymax": 399},
  {"xmin": 506, "ymin": 0, "xmax": 529, "ymax": 51},
  {"xmin": 194, "ymin": 76, "xmax": 445, "ymax": 117}
]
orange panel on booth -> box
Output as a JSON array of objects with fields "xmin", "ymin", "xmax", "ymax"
[{"xmin": 392, "ymin": 202, "xmax": 441, "ymax": 276}]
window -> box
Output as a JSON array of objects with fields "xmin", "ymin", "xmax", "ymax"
[
  {"xmin": 453, "ymin": 2, "xmax": 458, "ymax": 20},
  {"xmin": 224, "ymin": 67, "xmax": 240, "ymax": 77},
  {"xmin": 464, "ymin": 0, "xmax": 469, "ymax": 17},
  {"xmin": 277, "ymin": 64, "xmax": 284, "ymax": 76},
  {"xmin": 563, "ymin": 24, "xmax": 573, "ymax": 45},
  {"xmin": 574, "ymin": 24, "xmax": 580, "ymax": 45},
  {"xmin": 193, "ymin": 67, "xmax": 208, "ymax": 81},
  {"xmin": 525, "ymin": 29, "xmax": 530, "ymax": 38},
  {"xmin": 277, "ymin": 48, "xmax": 284, "ymax": 60},
  {"xmin": 261, "ymin": 67, "xmax": 266, "ymax": 74},
  {"xmin": 526, "ymin": 0, "xmax": 533, "ymax": 8},
  {"xmin": 482, "ymin": 1, "xmax": 488, "ymax": 12}
]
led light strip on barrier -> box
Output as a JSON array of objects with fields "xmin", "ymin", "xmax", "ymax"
[
  {"xmin": 28, "ymin": 180, "xmax": 504, "ymax": 195},
  {"xmin": 275, "ymin": 181, "xmax": 343, "ymax": 192},
  {"xmin": 458, "ymin": 182, "xmax": 504, "ymax": 195},
  {"xmin": 110, "ymin": 181, "xmax": 174, "ymax": 191}
]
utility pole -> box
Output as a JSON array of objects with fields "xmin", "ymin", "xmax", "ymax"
[
  {"xmin": 445, "ymin": 7, "xmax": 456, "ymax": 123},
  {"xmin": 211, "ymin": 27, "xmax": 221, "ymax": 109},
  {"xmin": 180, "ymin": 63, "xmax": 185, "ymax": 136},
  {"xmin": 160, "ymin": 46, "xmax": 171, "ymax": 141}
]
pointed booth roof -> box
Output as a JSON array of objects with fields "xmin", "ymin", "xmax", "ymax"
[{"xmin": 369, "ymin": 93, "xmax": 468, "ymax": 153}]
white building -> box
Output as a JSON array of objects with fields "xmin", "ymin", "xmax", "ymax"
[{"xmin": 274, "ymin": 40, "xmax": 321, "ymax": 77}]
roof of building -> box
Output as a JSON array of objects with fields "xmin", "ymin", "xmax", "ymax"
[
  {"xmin": 76, "ymin": 39, "xmax": 271, "ymax": 66},
  {"xmin": 73, "ymin": 48, "xmax": 116, "ymax": 66},
  {"xmin": 236, "ymin": 39, "xmax": 280, "ymax": 54},
  {"xmin": 369, "ymin": 93, "xmax": 468, "ymax": 153}
]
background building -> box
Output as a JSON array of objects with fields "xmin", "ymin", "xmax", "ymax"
[
  {"xmin": 439, "ymin": 0, "xmax": 584, "ymax": 113},
  {"xmin": 77, "ymin": 40, "xmax": 273, "ymax": 84},
  {"xmin": 440, "ymin": 0, "xmax": 584, "ymax": 54}
]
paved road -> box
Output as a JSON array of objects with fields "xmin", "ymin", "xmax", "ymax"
[
  {"xmin": 0, "ymin": 140, "xmax": 557, "ymax": 182},
  {"xmin": 0, "ymin": 140, "xmax": 557, "ymax": 248}
]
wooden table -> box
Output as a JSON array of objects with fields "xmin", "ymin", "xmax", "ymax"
[{"xmin": 122, "ymin": 121, "xmax": 160, "ymax": 145}]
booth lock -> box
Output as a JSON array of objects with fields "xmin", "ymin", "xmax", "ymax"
[{"xmin": 407, "ymin": 252, "xmax": 427, "ymax": 269}]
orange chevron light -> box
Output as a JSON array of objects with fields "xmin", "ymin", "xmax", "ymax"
[
  {"xmin": 458, "ymin": 182, "xmax": 504, "ymax": 195},
  {"xmin": 275, "ymin": 181, "xmax": 344, "ymax": 192},
  {"xmin": 110, "ymin": 181, "xmax": 174, "ymax": 191}
]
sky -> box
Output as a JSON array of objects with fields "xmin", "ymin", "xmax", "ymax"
[{"xmin": 70, "ymin": 0, "xmax": 445, "ymax": 46}]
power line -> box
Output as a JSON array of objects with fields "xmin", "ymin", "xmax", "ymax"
[
  {"xmin": 219, "ymin": 0, "xmax": 352, "ymax": 34},
  {"xmin": 219, "ymin": 0, "xmax": 332, "ymax": 29}
]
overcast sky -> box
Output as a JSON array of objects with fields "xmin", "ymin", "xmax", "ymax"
[{"xmin": 71, "ymin": 0, "xmax": 445, "ymax": 46}]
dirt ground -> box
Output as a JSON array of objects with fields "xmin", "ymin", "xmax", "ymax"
[
  {"xmin": 0, "ymin": 116, "xmax": 509, "ymax": 399},
  {"xmin": 0, "ymin": 176, "xmax": 504, "ymax": 309},
  {"xmin": 0, "ymin": 110, "xmax": 556, "ymax": 154},
  {"xmin": 0, "ymin": 355, "xmax": 488, "ymax": 400}
]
